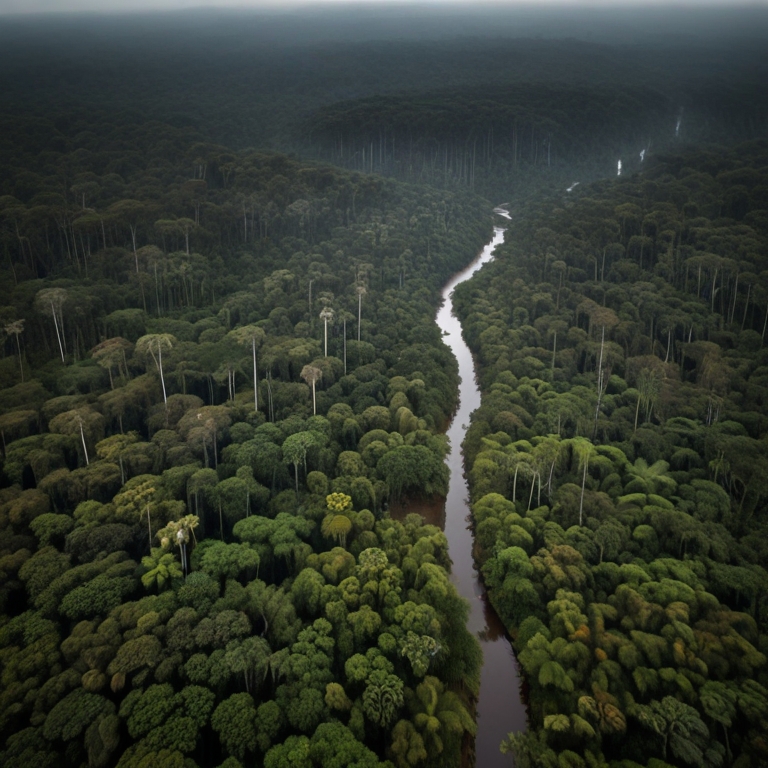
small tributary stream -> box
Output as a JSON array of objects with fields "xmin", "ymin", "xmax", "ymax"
[{"xmin": 438, "ymin": 210, "xmax": 527, "ymax": 766}]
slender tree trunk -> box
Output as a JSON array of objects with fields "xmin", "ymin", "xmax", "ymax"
[
  {"xmin": 51, "ymin": 302, "xmax": 65, "ymax": 363},
  {"xmin": 551, "ymin": 331, "xmax": 557, "ymax": 371},
  {"xmin": 579, "ymin": 461, "xmax": 588, "ymax": 526},
  {"xmin": 512, "ymin": 464, "xmax": 519, "ymax": 503},
  {"xmin": 130, "ymin": 225, "xmax": 138, "ymax": 273},
  {"xmin": 762, "ymin": 302, "xmax": 768, "ymax": 344},
  {"xmin": 358, "ymin": 293, "xmax": 362, "ymax": 341},
  {"xmin": 548, "ymin": 459, "xmax": 556, "ymax": 497},
  {"xmin": 252, "ymin": 338, "xmax": 258, "ymax": 412},
  {"xmin": 146, "ymin": 504, "xmax": 152, "ymax": 553},
  {"xmin": 79, "ymin": 420, "xmax": 90, "ymax": 465},
  {"xmin": 592, "ymin": 326, "xmax": 605, "ymax": 439},
  {"xmin": 742, "ymin": 283, "xmax": 751, "ymax": 330},
  {"xmin": 14, "ymin": 333, "xmax": 23, "ymax": 382},
  {"xmin": 158, "ymin": 344, "xmax": 167, "ymax": 404}
]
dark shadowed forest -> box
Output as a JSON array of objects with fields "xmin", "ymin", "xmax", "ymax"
[{"xmin": 0, "ymin": 4, "xmax": 767, "ymax": 768}]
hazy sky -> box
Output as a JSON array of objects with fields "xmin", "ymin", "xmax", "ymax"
[{"xmin": 0, "ymin": 0, "xmax": 760, "ymax": 15}]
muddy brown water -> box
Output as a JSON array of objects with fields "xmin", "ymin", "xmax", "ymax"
[{"xmin": 395, "ymin": 213, "xmax": 527, "ymax": 766}]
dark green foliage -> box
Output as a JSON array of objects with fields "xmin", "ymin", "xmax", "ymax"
[
  {"xmin": 462, "ymin": 146, "xmax": 768, "ymax": 768},
  {"xmin": 3, "ymin": 12, "xmax": 767, "ymax": 768}
]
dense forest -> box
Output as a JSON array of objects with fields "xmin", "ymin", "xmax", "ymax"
[
  {"xmin": 1, "ymin": 5, "xmax": 768, "ymax": 768},
  {"xmin": 0, "ymin": 107, "xmax": 493, "ymax": 767},
  {"xmin": 454, "ymin": 141, "xmax": 768, "ymax": 767}
]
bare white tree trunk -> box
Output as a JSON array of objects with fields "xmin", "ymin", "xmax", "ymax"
[{"xmin": 51, "ymin": 301, "xmax": 65, "ymax": 363}]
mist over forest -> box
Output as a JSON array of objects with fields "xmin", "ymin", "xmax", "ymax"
[{"xmin": 1, "ymin": 4, "xmax": 767, "ymax": 768}]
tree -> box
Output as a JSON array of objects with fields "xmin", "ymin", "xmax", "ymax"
[
  {"xmin": 362, "ymin": 669, "xmax": 404, "ymax": 728},
  {"xmin": 43, "ymin": 688, "xmax": 115, "ymax": 750},
  {"xmin": 140, "ymin": 549, "xmax": 182, "ymax": 591},
  {"xmin": 282, "ymin": 431, "xmax": 318, "ymax": 497},
  {"xmin": 337, "ymin": 308, "xmax": 355, "ymax": 374},
  {"xmin": 409, "ymin": 675, "xmax": 475, "ymax": 757},
  {"xmin": 319, "ymin": 307, "xmax": 334, "ymax": 357},
  {"xmin": 211, "ymin": 693, "xmax": 257, "ymax": 761},
  {"xmin": 568, "ymin": 437, "xmax": 597, "ymax": 526},
  {"xmin": 4, "ymin": 319, "xmax": 25, "ymax": 381},
  {"xmin": 356, "ymin": 284, "xmax": 367, "ymax": 341},
  {"xmin": 91, "ymin": 337, "xmax": 132, "ymax": 389},
  {"xmin": 35, "ymin": 287, "xmax": 67, "ymax": 363},
  {"xmin": 624, "ymin": 457, "xmax": 676, "ymax": 497},
  {"xmin": 109, "ymin": 199, "xmax": 148, "ymax": 271},
  {"xmin": 390, "ymin": 720, "xmax": 427, "ymax": 768},
  {"xmin": 156, "ymin": 514, "xmax": 199, "ymax": 575},
  {"xmin": 700, "ymin": 681, "xmax": 737, "ymax": 763},
  {"xmin": 200, "ymin": 541, "xmax": 261, "ymax": 585},
  {"xmin": 300, "ymin": 365, "xmax": 323, "ymax": 416},
  {"xmin": 634, "ymin": 366, "xmax": 663, "ymax": 430},
  {"xmin": 136, "ymin": 334, "xmax": 176, "ymax": 405},
  {"xmin": 228, "ymin": 325, "xmax": 266, "ymax": 413},
  {"xmin": 322, "ymin": 513, "xmax": 353, "ymax": 549},
  {"xmin": 634, "ymin": 695, "xmax": 717, "ymax": 766},
  {"xmin": 48, "ymin": 407, "xmax": 104, "ymax": 467}
]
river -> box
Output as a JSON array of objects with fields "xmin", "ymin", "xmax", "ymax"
[{"xmin": 440, "ymin": 210, "xmax": 527, "ymax": 766}]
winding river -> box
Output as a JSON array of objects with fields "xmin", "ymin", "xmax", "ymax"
[{"xmin": 439, "ymin": 210, "xmax": 527, "ymax": 766}]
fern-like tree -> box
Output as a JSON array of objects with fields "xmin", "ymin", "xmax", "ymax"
[{"xmin": 141, "ymin": 549, "xmax": 183, "ymax": 592}]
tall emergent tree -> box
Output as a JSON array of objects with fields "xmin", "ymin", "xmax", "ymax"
[{"xmin": 136, "ymin": 333, "xmax": 176, "ymax": 404}]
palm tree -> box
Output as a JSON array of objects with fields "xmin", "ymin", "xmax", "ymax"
[
  {"xmin": 319, "ymin": 307, "xmax": 334, "ymax": 357},
  {"xmin": 141, "ymin": 549, "xmax": 183, "ymax": 591},
  {"xmin": 3, "ymin": 319, "xmax": 25, "ymax": 382},
  {"xmin": 300, "ymin": 364, "xmax": 323, "ymax": 415},
  {"xmin": 625, "ymin": 457, "xmax": 677, "ymax": 496}
]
